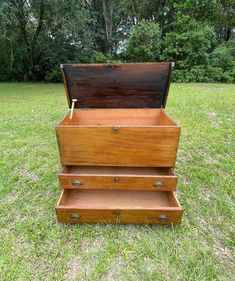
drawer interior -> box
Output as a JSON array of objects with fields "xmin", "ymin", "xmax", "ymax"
[
  {"xmin": 59, "ymin": 109, "xmax": 177, "ymax": 127},
  {"xmin": 57, "ymin": 190, "xmax": 181, "ymax": 210},
  {"xmin": 62, "ymin": 166, "xmax": 175, "ymax": 176}
]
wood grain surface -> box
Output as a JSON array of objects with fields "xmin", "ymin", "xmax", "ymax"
[
  {"xmin": 56, "ymin": 190, "xmax": 183, "ymax": 224},
  {"xmin": 61, "ymin": 62, "xmax": 173, "ymax": 108},
  {"xmin": 59, "ymin": 166, "xmax": 178, "ymax": 191},
  {"xmin": 56, "ymin": 126, "xmax": 180, "ymax": 167}
]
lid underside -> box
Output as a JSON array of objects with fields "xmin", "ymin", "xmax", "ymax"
[{"xmin": 61, "ymin": 62, "xmax": 173, "ymax": 108}]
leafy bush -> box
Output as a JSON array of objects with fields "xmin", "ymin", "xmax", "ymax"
[
  {"xmin": 92, "ymin": 52, "xmax": 114, "ymax": 63},
  {"xmin": 125, "ymin": 20, "xmax": 161, "ymax": 62},
  {"xmin": 207, "ymin": 39, "xmax": 235, "ymax": 83},
  {"xmin": 44, "ymin": 68, "xmax": 62, "ymax": 82},
  {"xmin": 161, "ymin": 16, "xmax": 216, "ymax": 82}
]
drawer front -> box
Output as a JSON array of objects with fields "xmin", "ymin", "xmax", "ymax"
[
  {"xmin": 56, "ymin": 208, "xmax": 183, "ymax": 225},
  {"xmin": 59, "ymin": 174, "xmax": 178, "ymax": 191},
  {"xmin": 56, "ymin": 127, "xmax": 180, "ymax": 167},
  {"xmin": 118, "ymin": 210, "xmax": 183, "ymax": 224},
  {"xmin": 56, "ymin": 209, "xmax": 119, "ymax": 224}
]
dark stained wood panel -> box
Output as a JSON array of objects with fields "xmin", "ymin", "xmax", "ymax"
[{"xmin": 61, "ymin": 62, "xmax": 173, "ymax": 108}]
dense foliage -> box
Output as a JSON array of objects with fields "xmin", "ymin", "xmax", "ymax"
[
  {"xmin": 125, "ymin": 20, "xmax": 161, "ymax": 62},
  {"xmin": 0, "ymin": 0, "xmax": 234, "ymax": 82}
]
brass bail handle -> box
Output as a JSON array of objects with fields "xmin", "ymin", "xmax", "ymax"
[{"xmin": 69, "ymin": 99, "xmax": 77, "ymax": 119}]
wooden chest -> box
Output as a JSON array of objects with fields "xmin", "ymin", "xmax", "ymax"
[{"xmin": 55, "ymin": 62, "xmax": 183, "ymax": 225}]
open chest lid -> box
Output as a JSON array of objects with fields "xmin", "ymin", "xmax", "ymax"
[{"xmin": 60, "ymin": 62, "xmax": 174, "ymax": 108}]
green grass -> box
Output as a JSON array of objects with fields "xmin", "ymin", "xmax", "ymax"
[{"xmin": 0, "ymin": 83, "xmax": 234, "ymax": 281}]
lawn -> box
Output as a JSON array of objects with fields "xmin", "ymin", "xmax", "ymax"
[{"xmin": 0, "ymin": 83, "xmax": 234, "ymax": 281}]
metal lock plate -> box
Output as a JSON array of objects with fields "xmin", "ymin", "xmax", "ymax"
[
  {"xmin": 112, "ymin": 127, "xmax": 120, "ymax": 134},
  {"xmin": 114, "ymin": 176, "xmax": 120, "ymax": 183},
  {"xmin": 114, "ymin": 209, "xmax": 121, "ymax": 215}
]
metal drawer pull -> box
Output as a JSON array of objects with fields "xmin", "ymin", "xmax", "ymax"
[
  {"xmin": 72, "ymin": 180, "xmax": 81, "ymax": 186},
  {"xmin": 70, "ymin": 214, "xmax": 81, "ymax": 220},
  {"xmin": 153, "ymin": 181, "xmax": 164, "ymax": 188},
  {"xmin": 158, "ymin": 215, "xmax": 168, "ymax": 222}
]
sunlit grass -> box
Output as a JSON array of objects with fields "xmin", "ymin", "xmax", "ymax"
[{"xmin": 0, "ymin": 83, "xmax": 234, "ymax": 280}]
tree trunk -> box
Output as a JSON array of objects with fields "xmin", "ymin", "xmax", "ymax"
[
  {"xmin": 10, "ymin": 0, "xmax": 44, "ymax": 80},
  {"xmin": 225, "ymin": 27, "xmax": 231, "ymax": 41},
  {"xmin": 102, "ymin": 0, "xmax": 114, "ymax": 54}
]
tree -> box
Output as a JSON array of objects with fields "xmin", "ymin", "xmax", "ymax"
[
  {"xmin": 0, "ymin": 0, "xmax": 94, "ymax": 81},
  {"xmin": 125, "ymin": 20, "xmax": 161, "ymax": 62},
  {"xmin": 6, "ymin": 0, "xmax": 45, "ymax": 80},
  {"xmin": 161, "ymin": 16, "xmax": 216, "ymax": 82},
  {"xmin": 216, "ymin": 0, "xmax": 235, "ymax": 41},
  {"xmin": 0, "ymin": 0, "xmax": 234, "ymax": 82},
  {"xmin": 207, "ymin": 38, "xmax": 235, "ymax": 82}
]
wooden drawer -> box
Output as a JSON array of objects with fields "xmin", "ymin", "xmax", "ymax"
[
  {"xmin": 56, "ymin": 109, "xmax": 180, "ymax": 167},
  {"xmin": 56, "ymin": 190, "xmax": 183, "ymax": 225},
  {"xmin": 59, "ymin": 166, "xmax": 178, "ymax": 191}
]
